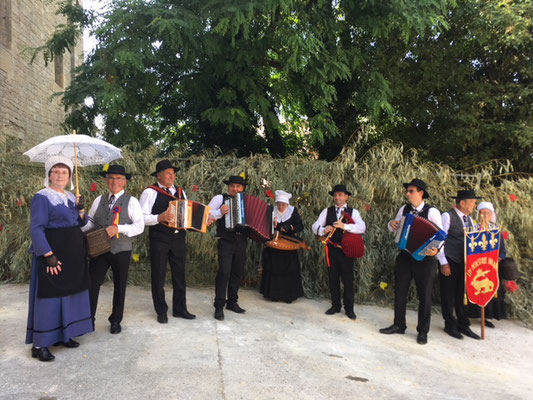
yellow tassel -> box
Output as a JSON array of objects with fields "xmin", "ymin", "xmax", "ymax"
[{"xmin": 464, "ymin": 293, "xmax": 468, "ymax": 305}]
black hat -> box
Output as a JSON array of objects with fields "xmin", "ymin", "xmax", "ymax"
[
  {"xmin": 151, "ymin": 159, "xmax": 179, "ymax": 177},
  {"xmin": 99, "ymin": 164, "xmax": 131, "ymax": 180},
  {"xmin": 329, "ymin": 184, "xmax": 352, "ymax": 196},
  {"xmin": 403, "ymin": 178, "xmax": 430, "ymax": 199},
  {"xmin": 452, "ymin": 189, "xmax": 482, "ymax": 200},
  {"xmin": 223, "ymin": 175, "xmax": 248, "ymax": 186}
]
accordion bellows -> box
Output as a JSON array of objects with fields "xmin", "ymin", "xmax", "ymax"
[
  {"xmin": 395, "ymin": 214, "xmax": 447, "ymax": 261},
  {"xmin": 224, "ymin": 193, "xmax": 273, "ymax": 241},
  {"xmin": 165, "ymin": 200, "xmax": 211, "ymax": 233}
]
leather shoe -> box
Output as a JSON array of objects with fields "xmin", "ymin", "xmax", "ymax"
[
  {"xmin": 157, "ymin": 314, "xmax": 168, "ymax": 324},
  {"xmin": 444, "ymin": 327, "xmax": 463, "ymax": 339},
  {"xmin": 379, "ymin": 324, "xmax": 406, "ymax": 335},
  {"xmin": 63, "ymin": 339, "xmax": 80, "ymax": 348},
  {"xmin": 226, "ymin": 303, "xmax": 246, "ymax": 314},
  {"xmin": 110, "ymin": 322, "xmax": 122, "ymax": 334},
  {"xmin": 325, "ymin": 306, "xmax": 341, "ymax": 315},
  {"xmin": 485, "ymin": 320, "xmax": 495, "ymax": 328},
  {"xmin": 417, "ymin": 333, "xmax": 428, "ymax": 345},
  {"xmin": 31, "ymin": 347, "xmax": 55, "ymax": 362},
  {"xmin": 459, "ymin": 326, "xmax": 481, "ymax": 340},
  {"xmin": 173, "ymin": 311, "xmax": 196, "ymax": 320},
  {"xmin": 214, "ymin": 308, "xmax": 224, "ymax": 321},
  {"xmin": 346, "ymin": 310, "xmax": 356, "ymax": 320}
]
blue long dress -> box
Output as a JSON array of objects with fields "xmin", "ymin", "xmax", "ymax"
[{"xmin": 25, "ymin": 188, "xmax": 94, "ymax": 347}]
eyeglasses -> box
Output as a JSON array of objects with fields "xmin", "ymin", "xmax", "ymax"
[{"xmin": 406, "ymin": 189, "xmax": 418, "ymax": 194}]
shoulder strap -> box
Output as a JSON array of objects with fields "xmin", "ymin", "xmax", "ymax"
[{"xmin": 147, "ymin": 185, "xmax": 178, "ymax": 200}]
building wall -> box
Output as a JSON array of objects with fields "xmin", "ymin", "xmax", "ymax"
[{"xmin": 0, "ymin": 0, "xmax": 83, "ymax": 153}]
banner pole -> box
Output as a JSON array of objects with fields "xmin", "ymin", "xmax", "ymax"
[{"xmin": 481, "ymin": 306, "xmax": 486, "ymax": 340}]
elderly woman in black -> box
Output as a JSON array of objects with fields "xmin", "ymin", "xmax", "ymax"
[{"xmin": 260, "ymin": 190, "xmax": 305, "ymax": 303}]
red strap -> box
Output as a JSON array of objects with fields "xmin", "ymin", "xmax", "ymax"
[
  {"xmin": 147, "ymin": 185, "xmax": 178, "ymax": 200},
  {"xmin": 325, "ymin": 244, "xmax": 331, "ymax": 267}
]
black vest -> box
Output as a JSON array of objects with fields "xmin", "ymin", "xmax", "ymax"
[
  {"xmin": 325, "ymin": 206, "xmax": 353, "ymax": 243},
  {"xmin": 444, "ymin": 209, "xmax": 467, "ymax": 264},
  {"xmin": 401, "ymin": 203, "xmax": 432, "ymax": 219},
  {"xmin": 149, "ymin": 187, "xmax": 185, "ymax": 238},
  {"xmin": 216, "ymin": 194, "xmax": 247, "ymax": 240}
]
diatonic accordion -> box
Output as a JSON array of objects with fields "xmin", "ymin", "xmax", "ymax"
[
  {"xmin": 165, "ymin": 200, "xmax": 211, "ymax": 233},
  {"xmin": 394, "ymin": 213, "xmax": 447, "ymax": 261},
  {"xmin": 224, "ymin": 193, "xmax": 273, "ymax": 241}
]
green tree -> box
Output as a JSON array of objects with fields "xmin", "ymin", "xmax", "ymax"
[
  {"xmin": 377, "ymin": 0, "xmax": 533, "ymax": 171},
  {"xmin": 39, "ymin": 0, "xmax": 452, "ymax": 157}
]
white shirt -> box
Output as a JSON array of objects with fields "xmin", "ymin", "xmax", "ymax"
[
  {"xmin": 139, "ymin": 183, "xmax": 188, "ymax": 226},
  {"xmin": 81, "ymin": 190, "xmax": 145, "ymax": 237},
  {"xmin": 438, "ymin": 208, "xmax": 474, "ymax": 265},
  {"xmin": 388, "ymin": 201, "xmax": 446, "ymax": 264},
  {"xmin": 311, "ymin": 204, "xmax": 366, "ymax": 236},
  {"xmin": 208, "ymin": 194, "xmax": 226, "ymax": 220}
]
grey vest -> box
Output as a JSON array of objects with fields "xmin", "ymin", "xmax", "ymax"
[
  {"xmin": 444, "ymin": 209, "xmax": 467, "ymax": 264},
  {"xmin": 93, "ymin": 192, "xmax": 133, "ymax": 254}
]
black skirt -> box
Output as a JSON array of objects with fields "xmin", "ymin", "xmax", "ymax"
[
  {"xmin": 38, "ymin": 226, "xmax": 90, "ymax": 298},
  {"xmin": 260, "ymin": 246, "xmax": 304, "ymax": 302}
]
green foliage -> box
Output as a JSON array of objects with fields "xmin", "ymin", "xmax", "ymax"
[{"xmin": 2, "ymin": 141, "xmax": 532, "ymax": 325}]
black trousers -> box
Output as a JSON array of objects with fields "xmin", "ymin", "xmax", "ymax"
[
  {"xmin": 149, "ymin": 234, "xmax": 187, "ymax": 316},
  {"xmin": 393, "ymin": 251, "xmax": 436, "ymax": 334},
  {"xmin": 214, "ymin": 237, "xmax": 247, "ymax": 308},
  {"xmin": 327, "ymin": 246, "xmax": 355, "ymax": 312},
  {"xmin": 89, "ymin": 250, "xmax": 131, "ymax": 324},
  {"xmin": 439, "ymin": 258, "xmax": 471, "ymax": 330}
]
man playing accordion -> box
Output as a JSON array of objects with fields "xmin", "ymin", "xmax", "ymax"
[{"xmin": 379, "ymin": 179, "xmax": 443, "ymax": 345}]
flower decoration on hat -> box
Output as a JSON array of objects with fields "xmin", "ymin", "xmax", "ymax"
[
  {"xmin": 239, "ymin": 172, "xmax": 246, "ymax": 179},
  {"xmin": 103, "ymin": 164, "xmax": 110, "ymax": 172}
]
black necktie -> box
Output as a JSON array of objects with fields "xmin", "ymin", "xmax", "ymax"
[
  {"xmin": 165, "ymin": 187, "xmax": 172, "ymax": 195},
  {"xmin": 108, "ymin": 194, "xmax": 115, "ymax": 210},
  {"xmin": 463, "ymin": 215, "xmax": 472, "ymax": 229}
]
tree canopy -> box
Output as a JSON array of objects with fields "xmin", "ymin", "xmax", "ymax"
[{"xmin": 39, "ymin": 0, "xmax": 532, "ymax": 171}]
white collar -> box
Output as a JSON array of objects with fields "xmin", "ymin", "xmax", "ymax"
[
  {"xmin": 109, "ymin": 189, "xmax": 125, "ymax": 200},
  {"xmin": 157, "ymin": 182, "xmax": 175, "ymax": 191}
]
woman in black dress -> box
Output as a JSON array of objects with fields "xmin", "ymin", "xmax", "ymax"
[{"xmin": 260, "ymin": 190, "xmax": 304, "ymax": 303}]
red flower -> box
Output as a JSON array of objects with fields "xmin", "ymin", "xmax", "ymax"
[
  {"xmin": 266, "ymin": 189, "xmax": 275, "ymax": 199},
  {"xmin": 364, "ymin": 204, "xmax": 371, "ymax": 212},
  {"xmin": 16, "ymin": 197, "xmax": 24, "ymax": 207},
  {"xmin": 90, "ymin": 182, "xmax": 98, "ymax": 192},
  {"xmin": 192, "ymin": 185, "xmax": 199, "ymax": 192},
  {"xmin": 509, "ymin": 194, "xmax": 518, "ymax": 202},
  {"xmin": 505, "ymin": 281, "xmax": 519, "ymax": 292},
  {"xmin": 502, "ymin": 231, "xmax": 509, "ymax": 240},
  {"xmin": 0, "ymin": 224, "xmax": 3, "ymax": 232}
]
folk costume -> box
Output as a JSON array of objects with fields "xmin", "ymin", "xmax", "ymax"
[
  {"xmin": 380, "ymin": 179, "xmax": 443, "ymax": 344},
  {"xmin": 139, "ymin": 160, "xmax": 194, "ymax": 323},
  {"xmin": 260, "ymin": 190, "xmax": 304, "ymax": 303},
  {"xmin": 439, "ymin": 189, "xmax": 482, "ymax": 340},
  {"xmin": 467, "ymin": 202, "xmax": 508, "ymax": 324},
  {"xmin": 312, "ymin": 185, "xmax": 366, "ymax": 319},
  {"xmin": 207, "ymin": 175, "xmax": 249, "ymax": 320},
  {"xmin": 26, "ymin": 156, "xmax": 93, "ymax": 360},
  {"xmin": 82, "ymin": 165, "xmax": 144, "ymax": 333}
]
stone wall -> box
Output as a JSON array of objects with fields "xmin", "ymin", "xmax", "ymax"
[{"xmin": 0, "ymin": 0, "xmax": 83, "ymax": 154}]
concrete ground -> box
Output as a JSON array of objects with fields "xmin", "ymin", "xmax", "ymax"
[{"xmin": 0, "ymin": 283, "xmax": 532, "ymax": 400}]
